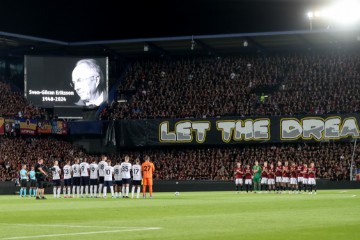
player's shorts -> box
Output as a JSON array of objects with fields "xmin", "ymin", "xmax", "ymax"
[
  {"xmin": 260, "ymin": 178, "xmax": 268, "ymax": 184},
  {"xmin": 235, "ymin": 178, "xmax": 243, "ymax": 185},
  {"xmin": 267, "ymin": 179, "xmax": 275, "ymax": 185},
  {"xmin": 142, "ymin": 178, "xmax": 153, "ymax": 186},
  {"xmin": 53, "ymin": 179, "xmax": 61, "ymax": 187},
  {"xmin": 276, "ymin": 176, "xmax": 282, "ymax": 183},
  {"xmin": 64, "ymin": 178, "xmax": 72, "ymax": 187},
  {"xmin": 282, "ymin": 177, "xmax": 289, "ymax": 183},
  {"xmin": 72, "ymin": 177, "xmax": 81, "ymax": 186},
  {"xmin": 99, "ymin": 176, "xmax": 105, "ymax": 184},
  {"xmin": 21, "ymin": 179, "xmax": 27, "ymax": 188},
  {"xmin": 37, "ymin": 178, "xmax": 45, "ymax": 188},
  {"xmin": 122, "ymin": 178, "xmax": 131, "ymax": 184},
  {"xmin": 253, "ymin": 177, "xmax": 260, "ymax": 183},
  {"xmin": 103, "ymin": 181, "xmax": 113, "ymax": 187},
  {"xmin": 115, "ymin": 180, "xmax": 122, "ymax": 186},
  {"xmin": 308, "ymin": 178, "xmax": 316, "ymax": 185},
  {"xmin": 244, "ymin": 179, "xmax": 252, "ymax": 185},
  {"xmin": 303, "ymin": 178, "xmax": 308, "ymax": 185},
  {"xmin": 30, "ymin": 179, "xmax": 37, "ymax": 188},
  {"xmin": 132, "ymin": 180, "xmax": 141, "ymax": 186},
  {"xmin": 290, "ymin": 178, "xmax": 297, "ymax": 185},
  {"xmin": 90, "ymin": 179, "xmax": 98, "ymax": 185},
  {"xmin": 81, "ymin": 176, "xmax": 90, "ymax": 186},
  {"xmin": 297, "ymin": 177, "xmax": 303, "ymax": 183}
]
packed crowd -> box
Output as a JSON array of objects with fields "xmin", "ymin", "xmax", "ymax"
[
  {"xmin": 108, "ymin": 51, "xmax": 360, "ymax": 119},
  {"xmin": 1, "ymin": 136, "xmax": 358, "ymax": 182},
  {"xmin": 0, "ymin": 79, "xmax": 45, "ymax": 118}
]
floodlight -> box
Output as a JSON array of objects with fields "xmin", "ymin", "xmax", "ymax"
[
  {"xmin": 323, "ymin": 0, "xmax": 360, "ymax": 25},
  {"xmin": 307, "ymin": 11, "xmax": 314, "ymax": 19}
]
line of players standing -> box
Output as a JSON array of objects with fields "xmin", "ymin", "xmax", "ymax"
[
  {"xmin": 234, "ymin": 160, "xmax": 317, "ymax": 194},
  {"xmin": 51, "ymin": 155, "xmax": 145, "ymax": 199}
]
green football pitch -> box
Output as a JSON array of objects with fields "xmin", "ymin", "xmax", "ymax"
[{"xmin": 0, "ymin": 190, "xmax": 359, "ymax": 240}]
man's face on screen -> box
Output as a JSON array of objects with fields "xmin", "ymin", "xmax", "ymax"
[{"xmin": 72, "ymin": 63, "xmax": 99, "ymax": 102}]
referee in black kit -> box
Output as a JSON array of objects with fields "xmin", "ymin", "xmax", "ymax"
[{"xmin": 34, "ymin": 158, "xmax": 48, "ymax": 200}]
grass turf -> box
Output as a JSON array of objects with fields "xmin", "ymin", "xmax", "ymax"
[{"xmin": 0, "ymin": 190, "xmax": 359, "ymax": 240}]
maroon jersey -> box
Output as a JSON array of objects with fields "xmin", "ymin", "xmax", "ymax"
[
  {"xmin": 282, "ymin": 166, "xmax": 290, "ymax": 178},
  {"xmin": 303, "ymin": 167, "xmax": 309, "ymax": 178},
  {"xmin": 297, "ymin": 165, "xmax": 303, "ymax": 177},
  {"xmin": 261, "ymin": 166, "xmax": 268, "ymax": 178},
  {"xmin": 275, "ymin": 166, "xmax": 282, "ymax": 177},
  {"xmin": 244, "ymin": 169, "xmax": 252, "ymax": 179},
  {"xmin": 268, "ymin": 167, "xmax": 275, "ymax": 179},
  {"xmin": 290, "ymin": 166, "xmax": 297, "ymax": 178},
  {"xmin": 234, "ymin": 167, "xmax": 243, "ymax": 179},
  {"xmin": 308, "ymin": 167, "xmax": 316, "ymax": 178}
]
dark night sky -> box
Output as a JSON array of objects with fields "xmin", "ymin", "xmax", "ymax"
[{"xmin": 0, "ymin": 0, "xmax": 332, "ymax": 42}]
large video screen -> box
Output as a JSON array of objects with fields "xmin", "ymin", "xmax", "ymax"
[{"xmin": 24, "ymin": 56, "xmax": 108, "ymax": 108}]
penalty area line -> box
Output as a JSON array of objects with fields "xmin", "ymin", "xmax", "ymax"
[{"xmin": 0, "ymin": 227, "xmax": 161, "ymax": 240}]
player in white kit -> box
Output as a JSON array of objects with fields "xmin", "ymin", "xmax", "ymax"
[
  {"xmin": 51, "ymin": 160, "xmax": 61, "ymax": 198},
  {"xmin": 113, "ymin": 161, "xmax": 122, "ymax": 198},
  {"xmin": 63, "ymin": 160, "xmax": 72, "ymax": 198},
  {"xmin": 103, "ymin": 160, "xmax": 114, "ymax": 198},
  {"xmin": 121, "ymin": 156, "xmax": 132, "ymax": 198},
  {"xmin": 131, "ymin": 158, "xmax": 142, "ymax": 199},
  {"xmin": 72, "ymin": 158, "xmax": 81, "ymax": 198},
  {"xmin": 89, "ymin": 160, "xmax": 99, "ymax": 198},
  {"xmin": 98, "ymin": 155, "xmax": 108, "ymax": 196},
  {"xmin": 80, "ymin": 158, "xmax": 90, "ymax": 198}
]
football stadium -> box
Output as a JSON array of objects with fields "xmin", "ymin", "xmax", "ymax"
[{"xmin": 0, "ymin": 0, "xmax": 360, "ymax": 239}]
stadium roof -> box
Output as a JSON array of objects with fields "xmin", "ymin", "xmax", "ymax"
[{"xmin": 0, "ymin": 0, "xmax": 359, "ymax": 58}]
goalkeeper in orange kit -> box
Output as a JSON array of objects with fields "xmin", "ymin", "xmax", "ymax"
[{"xmin": 141, "ymin": 155, "xmax": 155, "ymax": 198}]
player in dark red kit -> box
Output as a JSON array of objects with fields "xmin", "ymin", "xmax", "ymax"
[
  {"xmin": 267, "ymin": 163, "xmax": 276, "ymax": 192},
  {"xmin": 302, "ymin": 163, "xmax": 309, "ymax": 193},
  {"xmin": 308, "ymin": 162, "xmax": 317, "ymax": 194},
  {"xmin": 289, "ymin": 162, "xmax": 298, "ymax": 193},
  {"xmin": 234, "ymin": 162, "xmax": 244, "ymax": 193},
  {"xmin": 282, "ymin": 161, "xmax": 290, "ymax": 193},
  {"xmin": 244, "ymin": 165, "xmax": 252, "ymax": 193},
  {"xmin": 297, "ymin": 162, "xmax": 303, "ymax": 193},
  {"xmin": 260, "ymin": 161, "xmax": 269, "ymax": 192},
  {"xmin": 275, "ymin": 161, "xmax": 283, "ymax": 193}
]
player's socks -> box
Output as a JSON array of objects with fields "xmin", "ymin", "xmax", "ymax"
[
  {"xmin": 76, "ymin": 186, "xmax": 80, "ymax": 197},
  {"xmin": 34, "ymin": 188, "xmax": 37, "ymax": 197},
  {"xmin": 19, "ymin": 188, "xmax": 23, "ymax": 197},
  {"xmin": 23, "ymin": 188, "xmax": 27, "ymax": 197},
  {"xmin": 314, "ymin": 185, "xmax": 317, "ymax": 192},
  {"xmin": 142, "ymin": 185, "xmax": 146, "ymax": 197},
  {"xmin": 126, "ymin": 186, "xmax": 129, "ymax": 197},
  {"xmin": 122, "ymin": 187, "xmax": 125, "ymax": 197},
  {"xmin": 72, "ymin": 186, "xmax": 76, "ymax": 197},
  {"xmin": 149, "ymin": 185, "xmax": 153, "ymax": 197},
  {"xmin": 80, "ymin": 186, "xmax": 84, "ymax": 197},
  {"xmin": 136, "ymin": 186, "xmax": 140, "ymax": 198},
  {"xmin": 53, "ymin": 187, "xmax": 57, "ymax": 198},
  {"xmin": 303, "ymin": 184, "xmax": 307, "ymax": 192},
  {"xmin": 57, "ymin": 188, "xmax": 61, "ymax": 198},
  {"xmin": 94, "ymin": 186, "xmax": 98, "ymax": 197},
  {"xmin": 131, "ymin": 186, "xmax": 135, "ymax": 198},
  {"xmin": 246, "ymin": 185, "xmax": 249, "ymax": 193},
  {"xmin": 240, "ymin": 185, "xmax": 243, "ymax": 192},
  {"xmin": 309, "ymin": 185, "xmax": 313, "ymax": 192},
  {"xmin": 110, "ymin": 186, "xmax": 114, "ymax": 197},
  {"xmin": 99, "ymin": 184, "xmax": 103, "ymax": 196},
  {"xmin": 90, "ymin": 186, "xmax": 93, "ymax": 197},
  {"xmin": 85, "ymin": 186, "xmax": 89, "ymax": 197},
  {"xmin": 103, "ymin": 187, "xmax": 107, "ymax": 197}
]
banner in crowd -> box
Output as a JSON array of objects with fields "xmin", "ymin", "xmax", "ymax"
[
  {"xmin": 0, "ymin": 118, "xmax": 4, "ymax": 135},
  {"xmin": 37, "ymin": 120, "xmax": 52, "ymax": 134},
  {"xmin": 19, "ymin": 118, "xmax": 37, "ymax": 135},
  {"xmin": 52, "ymin": 120, "xmax": 68, "ymax": 135},
  {"xmin": 4, "ymin": 118, "xmax": 15, "ymax": 134},
  {"xmin": 114, "ymin": 114, "xmax": 360, "ymax": 147}
]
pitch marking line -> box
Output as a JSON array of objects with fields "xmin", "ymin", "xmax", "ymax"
[
  {"xmin": 0, "ymin": 227, "xmax": 161, "ymax": 240},
  {"xmin": 0, "ymin": 223, "xmax": 137, "ymax": 229}
]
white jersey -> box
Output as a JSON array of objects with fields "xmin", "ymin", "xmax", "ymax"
[
  {"xmin": 80, "ymin": 162, "xmax": 90, "ymax": 177},
  {"xmin": 52, "ymin": 166, "xmax": 61, "ymax": 180},
  {"xmin": 104, "ymin": 166, "xmax": 114, "ymax": 181},
  {"xmin": 89, "ymin": 163, "xmax": 99, "ymax": 179},
  {"xmin": 72, "ymin": 164, "xmax": 81, "ymax": 177},
  {"xmin": 132, "ymin": 164, "xmax": 142, "ymax": 181},
  {"xmin": 120, "ymin": 162, "xmax": 132, "ymax": 179},
  {"xmin": 63, "ymin": 165, "xmax": 72, "ymax": 179},
  {"xmin": 113, "ymin": 165, "xmax": 122, "ymax": 181},
  {"xmin": 98, "ymin": 160, "xmax": 108, "ymax": 177}
]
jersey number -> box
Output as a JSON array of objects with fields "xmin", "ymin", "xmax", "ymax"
[
  {"xmin": 143, "ymin": 166, "xmax": 151, "ymax": 172},
  {"xmin": 105, "ymin": 169, "xmax": 110, "ymax": 175},
  {"xmin": 121, "ymin": 166, "xmax": 128, "ymax": 172}
]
